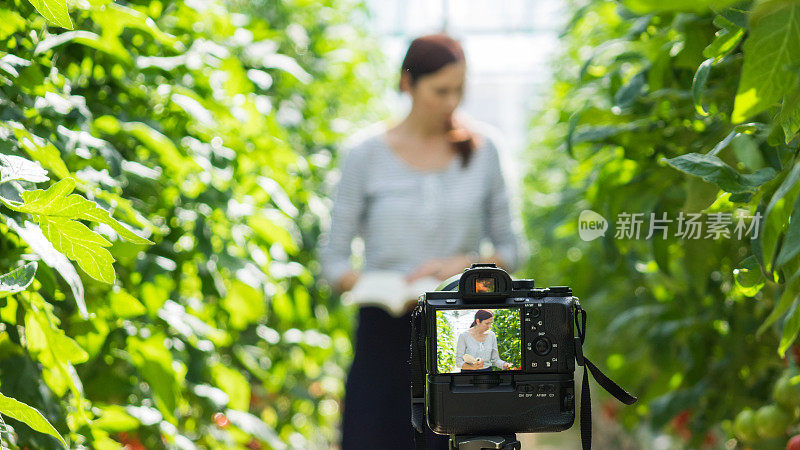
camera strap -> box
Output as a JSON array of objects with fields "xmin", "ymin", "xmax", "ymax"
[
  {"xmin": 410, "ymin": 304, "xmax": 427, "ymax": 450},
  {"xmin": 574, "ymin": 304, "xmax": 638, "ymax": 450}
]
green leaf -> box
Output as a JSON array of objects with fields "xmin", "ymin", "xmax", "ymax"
[
  {"xmin": 41, "ymin": 216, "xmax": 115, "ymax": 283},
  {"xmin": 731, "ymin": 134, "xmax": 765, "ymax": 171},
  {"xmin": 732, "ymin": 0, "xmax": 800, "ymax": 123},
  {"xmin": 25, "ymin": 308, "xmax": 89, "ymax": 364},
  {"xmin": 763, "ymin": 162, "xmax": 800, "ymax": 269},
  {"xmin": 34, "ymin": 31, "xmax": 130, "ymax": 62},
  {"xmin": 778, "ymin": 82, "xmax": 800, "ymax": 143},
  {"xmin": 0, "ymin": 154, "xmax": 49, "ymax": 184},
  {"xmin": 5, "ymin": 218, "xmax": 86, "ymax": 318},
  {"xmin": 720, "ymin": 7, "xmax": 749, "ymax": 29},
  {"xmin": 6, "ymin": 124, "xmax": 71, "ymax": 180},
  {"xmin": 248, "ymin": 212, "xmax": 299, "ymax": 254},
  {"xmin": 664, "ymin": 152, "xmax": 777, "ymax": 193},
  {"xmin": 109, "ymin": 288, "xmax": 147, "ymax": 318},
  {"xmin": 0, "ymin": 262, "xmax": 37, "ymax": 299},
  {"xmin": 776, "ymin": 192, "xmax": 800, "ymax": 267},
  {"xmin": 26, "ymin": 0, "xmax": 72, "ymax": 29},
  {"xmin": 703, "ymin": 25, "xmax": 744, "ymax": 62},
  {"xmin": 89, "ymin": 3, "xmax": 177, "ymax": 46},
  {"xmin": 92, "ymin": 404, "xmax": 139, "ymax": 433},
  {"xmin": 6, "ymin": 178, "xmax": 153, "ymax": 284},
  {"xmin": 224, "ymin": 409, "xmax": 284, "ymax": 449},
  {"xmin": 210, "ymin": 363, "xmax": 250, "ymax": 411},
  {"xmin": 0, "ymin": 9, "xmax": 26, "ymax": 41},
  {"xmin": 734, "ymin": 255, "xmax": 765, "ymax": 297},
  {"xmin": 614, "ymin": 70, "xmax": 647, "ymax": 108},
  {"xmin": 780, "ymin": 290, "xmax": 800, "ymax": 357},
  {"xmin": 127, "ymin": 335, "xmax": 183, "ymax": 423},
  {"xmin": 0, "ymin": 392, "xmax": 67, "ymax": 448},
  {"xmin": 759, "ymin": 266, "xmax": 800, "ymax": 336},
  {"xmin": 221, "ymin": 280, "xmax": 265, "ymax": 330},
  {"xmin": 692, "ymin": 58, "xmax": 714, "ymax": 116},
  {"xmin": 120, "ymin": 122, "xmax": 193, "ymax": 176},
  {"xmin": 623, "ymin": 0, "xmax": 741, "ymax": 13},
  {"xmin": 707, "ymin": 130, "xmax": 738, "ymax": 156}
]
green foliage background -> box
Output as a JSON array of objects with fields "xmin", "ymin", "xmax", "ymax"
[
  {"xmin": 5, "ymin": 0, "xmax": 800, "ymax": 446},
  {"xmin": 524, "ymin": 0, "xmax": 800, "ymax": 446},
  {"xmin": 435, "ymin": 311, "xmax": 455, "ymax": 373},
  {"xmin": 0, "ymin": 0, "xmax": 387, "ymax": 447},
  {"xmin": 492, "ymin": 308, "xmax": 521, "ymax": 370}
]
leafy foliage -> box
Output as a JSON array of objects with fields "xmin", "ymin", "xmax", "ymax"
[
  {"xmin": 0, "ymin": 392, "xmax": 67, "ymax": 448},
  {"xmin": 436, "ymin": 311, "xmax": 456, "ymax": 372},
  {"xmin": 0, "ymin": 0, "xmax": 386, "ymax": 447},
  {"xmin": 493, "ymin": 308, "xmax": 521, "ymax": 369},
  {"xmin": 527, "ymin": 0, "xmax": 800, "ymax": 445}
]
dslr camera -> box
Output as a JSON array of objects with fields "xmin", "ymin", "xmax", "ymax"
[{"xmin": 410, "ymin": 263, "xmax": 636, "ymax": 449}]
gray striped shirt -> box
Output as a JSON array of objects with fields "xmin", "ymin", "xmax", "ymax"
[
  {"xmin": 318, "ymin": 126, "xmax": 528, "ymax": 287},
  {"xmin": 455, "ymin": 330, "xmax": 507, "ymax": 370}
]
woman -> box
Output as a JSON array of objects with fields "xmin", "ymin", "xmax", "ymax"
[
  {"xmin": 456, "ymin": 309, "xmax": 510, "ymax": 372},
  {"xmin": 318, "ymin": 33, "xmax": 527, "ymax": 450}
]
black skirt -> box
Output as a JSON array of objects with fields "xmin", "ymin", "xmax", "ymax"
[{"xmin": 341, "ymin": 306, "xmax": 450, "ymax": 450}]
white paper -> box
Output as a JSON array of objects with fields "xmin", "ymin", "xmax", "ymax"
[{"xmin": 342, "ymin": 271, "xmax": 441, "ymax": 317}]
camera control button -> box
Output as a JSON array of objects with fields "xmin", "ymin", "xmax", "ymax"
[
  {"xmin": 532, "ymin": 307, "xmax": 541, "ymax": 318},
  {"xmin": 534, "ymin": 338, "xmax": 551, "ymax": 356}
]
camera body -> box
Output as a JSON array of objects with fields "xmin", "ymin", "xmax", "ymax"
[{"xmin": 419, "ymin": 263, "xmax": 579, "ymax": 435}]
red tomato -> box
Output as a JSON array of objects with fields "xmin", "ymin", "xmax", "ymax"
[
  {"xmin": 246, "ymin": 439, "xmax": 263, "ymax": 450},
  {"xmin": 670, "ymin": 409, "xmax": 692, "ymax": 441},
  {"xmin": 601, "ymin": 399, "xmax": 618, "ymax": 421},
  {"xmin": 212, "ymin": 412, "xmax": 230, "ymax": 428},
  {"xmin": 115, "ymin": 432, "xmax": 146, "ymax": 450},
  {"xmin": 787, "ymin": 434, "xmax": 800, "ymax": 450}
]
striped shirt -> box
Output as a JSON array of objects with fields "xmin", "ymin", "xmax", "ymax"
[
  {"xmin": 455, "ymin": 330, "xmax": 507, "ymax": 370},
  {"xmin": 318, "ymin": 125, "xmax": 528, "ymax": 287}
]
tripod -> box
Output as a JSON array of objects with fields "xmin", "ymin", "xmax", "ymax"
[{"xmin": 449, "ymin": 434, "xmax": 521, "ymax": 450}]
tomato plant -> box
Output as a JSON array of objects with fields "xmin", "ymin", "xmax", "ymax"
[
  {"xmin": 526, "ymin": 0, "xmax": 800, "ymax": 446},
  {"xmin": 0, "ymin": 0, "xmax": 387, "ymax": 447}
]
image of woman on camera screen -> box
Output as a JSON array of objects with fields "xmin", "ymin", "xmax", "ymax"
[
  {"xmin": 318, "ymin": 33, "xmax": 527, "ymax": 449},
  {"xmin": 456, "ymin": 309, "xmax": 511, "ymax": 371}
]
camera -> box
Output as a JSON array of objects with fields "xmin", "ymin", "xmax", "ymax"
[{"xmin": 410, "ymin": 263, "xmax": 637, "ymax": 449}]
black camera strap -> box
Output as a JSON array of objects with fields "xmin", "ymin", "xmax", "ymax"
[
  {"xmin": 574, "ymin": 303, "xmax": 638, "ymax": 450},
  {"xmin": 410, "ymin": 304, "xmax": 427, "ymax": 450}
]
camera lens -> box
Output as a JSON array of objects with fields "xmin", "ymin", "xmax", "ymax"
[{"xmin": 534, "ymin": 337, "xmax": 551, "ymax": 356}]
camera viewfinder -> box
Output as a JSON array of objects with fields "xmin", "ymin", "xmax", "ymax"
[{"xmin": 475, "ymin": 277, "xmax": 495, "ymax": 293}]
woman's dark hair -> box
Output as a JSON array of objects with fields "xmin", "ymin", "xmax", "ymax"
[
  {"xmin": 470, "ymin": 309, "xmax": 494, "ymax": 328},
  {"xmin": 399, "ymin": 33, "xmax": 476, "ymax": 168}
]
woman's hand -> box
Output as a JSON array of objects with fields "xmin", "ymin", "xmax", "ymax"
[
  {"xmin": 336, "ymin": 270, "xmax": 361, "ymax": 293},
  {"xmin": 406, "ymin": 254, "xmax": 473, "ymax": 283},
  {"xmin": 461, "ymin": 360, "xmax": 484, "ymax": 371}
]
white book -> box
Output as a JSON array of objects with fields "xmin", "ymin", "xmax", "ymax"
[{"xmin": 341, "ymin": 271, "xmax": 442, "ymax": 317}]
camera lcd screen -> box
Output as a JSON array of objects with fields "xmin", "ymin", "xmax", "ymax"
[
  {"xmin": 475, "ymin": 277, "xmax": 495, "ymax": 293},
  {"xmin": 435, "ymin": 308, "xmax": 521, "ymax": 373}
]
